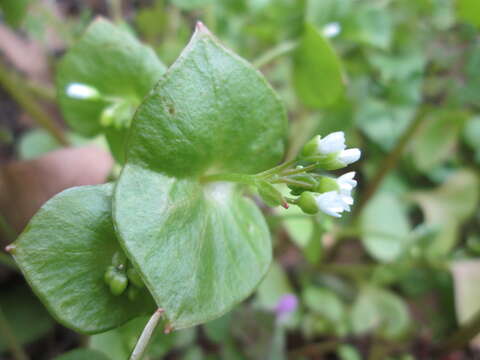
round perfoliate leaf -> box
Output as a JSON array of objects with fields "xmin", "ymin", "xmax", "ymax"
[
  {"xmin": 12, "ymin": 184, "xmax": 155, "ymax": 334},
  {"xmin": 126, "ymin": 22, "xmax": 287, "ymax": 177},
  {"xmin": 56, "ymin": 17, "xmax": 166, "ymax": 137},
  {"xmin": 114, "ymin": 22, "xmax": 287, "ymax": 330},
  {"xmin": 114, "ymin": 166, "xmax": 272, "ymax": 329}
]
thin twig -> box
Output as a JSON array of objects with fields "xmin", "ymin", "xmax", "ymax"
[
  {"xmin": 253, "ymin": 40, "xmax": 298, "ymax": 69},
  {"xmin": 0, "ymin": 305, "xmax": 29, "ymax": 360},
  {"xmin": 129, "ymin": 308, "xmax": 164, "ymax": 360},
  {"xmin": 107, "ymin": 0, "xmax": 123, "ymax": 23},
  {"xmin": 0, "ymin": 59, "xmax": 68, "ymax": 146}
]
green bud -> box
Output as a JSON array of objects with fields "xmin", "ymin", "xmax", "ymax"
[
  {"xmin": 301, "ymin": 135, "xmax": 321, "ymax": 158},
  {"xmin": 109, "ymin": 272, "xmax": 128, "ymax": 296},
  {"xmin": 315, "ymin": 177, "xmax": 339, "ymax": 193},
  {"xmin": 127, "ymin": 286, "xmax": 140, "ymax": 301},
  {"xmin": 112, "ymin": 251, "xmax": 127, "ymax": 269},
  {"xmin": 100, "ymin": 101, "xmax": 135, "ymax": 129},
  {"xmin": 127, "ymin": 268, "xmax": 144, "ymax": 288},
  {"xmin": 104, "ymin": 265, "xmax": 116, "ymax": 285},
  {"xmin": 298, "ymin": 192, "xmax": 319, "ymax": 214},
  {"xmin": 287, "ymin": 172, "xmax": 318, "ymax": 195},
  {"xmin": 257, "ymin": 180, "xmax": 287, "ymax": 208}
]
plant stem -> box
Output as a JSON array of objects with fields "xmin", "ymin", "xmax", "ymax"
[
  {"xmin": 253, "ymin": 40, "xmax": 298, "ymax": 69},
  {"xmin": 0, "ymin": 60, "xmax": 68, "ymax": 146},
  {"xmin": 0, "ymin": 305, "xmax": 29, "ymax": 360},
  {"xmin": 130, "ymin": 308, "xmax": 164, "ymax": 360},
  {"xmin": 281, "ymin": 163, "xmax": 318, "ymax": 176},
  {"xmin": 438, "ymin": 308, "xmax": 480, "ymax": 354},
  {"xmin": 256, "ymin": 159, "xmax": 298, "ymax": 179},
  {"xmin": 271, "ymin": 177, "xmax": 313, "ymax": 188},
  {"xmin": 354, "ymin": 109, "xmax": 427, "ymax": 215},
  {"xmin": 201, "ymin": 172, "xmax": 256, "ymax": 185},
  {"xmin": 107, "ymin": 0, "xmax": 123, "ymax": 23}
]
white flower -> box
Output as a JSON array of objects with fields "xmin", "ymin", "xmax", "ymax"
[
  {"xmin": 337, "ymin": 148, "xmax": 361, "ymax": 166},
  {"xmin": 315, "ymin": 191, "xmax": 350, "ymax": 218},
  {"xmin": 66, "ymin": 83, "xmax": 100, "ymax": 100},
  {"xmin": 322, "ymin": 22, "xmax": 341, "ymax": 38},
  {"xmin": 317, "ymin": 131, "xmax": 346, "ymax": 155},
  {"xmin": 336, "ymin": 171, "xmax": 357, "ymax": 205}
]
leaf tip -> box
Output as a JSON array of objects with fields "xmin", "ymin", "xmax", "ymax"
[
  {"xmin": 5, "ymin": 244, "xmax": 16, "ymax": 254},
  {"xmin": 195, "ymin": 21, "xmax": 211, "ymax": 35}
]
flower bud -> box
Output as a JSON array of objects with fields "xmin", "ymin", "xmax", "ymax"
[
  {"xmin": 302, "ymin": 132, "xmax": 346, "ymax": 158},
  {"xmin": 112, "ymin": 251, "xmax": 127, "ymax": 269},
  {"xmin": 127, "ymin": 268, "xmax": 144, "ymax": 288},
  {"xmin": 109, "ymin": 272, "xmax": 128, "ymax": 296},
  {"xmin": 66, "ymin": 83, "xmax": 100, "ymax": 100},
  {"xmin": 104, "ymin": 265, "xmax": 116, "ymax": 285},
  {"xmin": 257, "ymin": 180, "xmax": 287, "ymax": 208},
  {"xmin": 128, "ymin": 286, "xmax": 140, "ymax": 301},
  {"xmin": 298, "ymin": 192, "xmax": 319, "ymax": 214},
  {"xmin": 315, "ymin": 177, "xmax": 340, "ymax": 193}
]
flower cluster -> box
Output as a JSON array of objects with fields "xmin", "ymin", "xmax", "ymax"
[{"xmin": 255, "ymin": 131, "xmax": 361, "ymax": 218}]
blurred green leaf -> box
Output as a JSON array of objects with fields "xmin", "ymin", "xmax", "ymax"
[
  {"xmin": 361, "ymin": 192, "xmax": 411, "ymax": 262},
  {"xmin": 0, "ymin": 0, "xmax": 30, "ymax": 27},
  {"xmin": 204, "ymin": 313, "xmax": 232, "ymax": 343},
  {"xmin": 337, "ymin": 344, "xmax": 362, "ymax": 360},
  {"xmin": 411, "ymin": 111, "xmax": 467, "ymax": 172},
  {"xmin": 13, "ymin": 184, "xmax": 155, "ymax": 334},
  {"xmin": 351, "ymin": 287, "xmax": 410, "ymax": 340},
  {"xmin": 170, "ymin": 0, "xmax": 213, "ymax": 10},
  {"xmin": 356, "ymin": 99, "xmax": 415, "ymax": 151},
  {"xmin": 56, "ymin": 18, "xmax": 166, "ymax": 162},
  {"xmin": 0, "ymin": 285, "xmax": 54, "ymax": 351},
  {"xmin": 293, "ymin": 23, "xmax": 344, "ymax": 109},
  {"xmin": 463, "ymin": 116, "xmax": 480, "ymax": 163},
  {"xmin": 457, "ymin": 0, "xmax": 480, "ymax": 27},
  {"xmin": 257, "ymin": 261, "xmax": 292, "ymax": 310},
  {"xmin": 303, "ymin": 287, "xmax": 347, "ymax": 335}
]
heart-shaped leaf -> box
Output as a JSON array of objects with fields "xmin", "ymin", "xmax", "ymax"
[
  {"xmin": 114, "ymin": 24, "xmax": 287, "ymax": 328},
  {"xmin": 56, "ymin": 18, "xmax": 166, "ymax": 161},
  {"xmin": 12, "ymin": 184, "xmax": 155, "ymax": 334},
  {"xmin": 114, "ymin": 166, "xmax": 272, "ymax": 329},
  {"xmin": 125, "ymin": 23, "xmax": 287, "ymax": 177}
]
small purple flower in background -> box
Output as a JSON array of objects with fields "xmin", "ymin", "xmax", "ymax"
[{"xmin": 274, "ymin": 293, "xmax": 298, "ymax": 320}]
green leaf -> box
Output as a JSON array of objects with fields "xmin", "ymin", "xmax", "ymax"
[
  {"xmin": 17, "ymin": 129, "xmax": 90, "ymax": 160},
  {"xmin": 125, "ymin": 23, "xmax": 287, "ymax": 177},
  {"xmin": 411, "ymin": 111, "xmax": 467, "ymax": 172},
  {"xmin": 114, "ymin": 24, "xmax": 285, "ymax": 329},
  {"xmin": 351, "ymin": 287, "xmax": 410, "ymax": 340},
  {"xmin": 54, "ymin": 349, "xmax": 110, "ymax": 360},
  {"xmin": 361, "ymin": 192, "xmax": 411, "ymax": 262},
  {"xmin": 0, "ymin": 285, "xmax": 54, "ymax": 351},
  {"xmin": 355, "ymin": 99, "xmax": 415, "ymax": 151},
  {"xmin": 114, "ymin": 167, "xmax": 272, "ymax": 329},
  {"xmin": 463, "ymin": 116, "xmax": 480, "ymax": 163},
  {"xmin": 0, "ymin": 0, "xmax": 30, "ymax": 27},
  {"xmin": 303, "ymin": 287, "xmax": 346, "ymax": 335},
  {"xmin": 256, "ymin": 261, "xmax": 293, "ymax": 310},
  {"xmin": 12, "ymin": 184, "xmax": 155, "ymax": 334},
  {"xmin": 56, "ymin": 18, "xmax": 166, "ymax": 138},
  {"xmin": 457, "ymin": 0, "xmax": 480, "ymax": 28},
  {"xmin": 411, "ymin": 170, "xmax": 479, "ymax": 260},
  {"xmin": 293, "ymin": 23, "xmax": 344, "ymax": 109},
  {"xmin": 170, "ymin": 0, "xmax": 213, "ymax": 10}
]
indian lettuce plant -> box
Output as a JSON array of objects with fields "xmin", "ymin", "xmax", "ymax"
[{"xmin": 5, "ymin": 18, "xmax": 360, "ymax": 359}]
